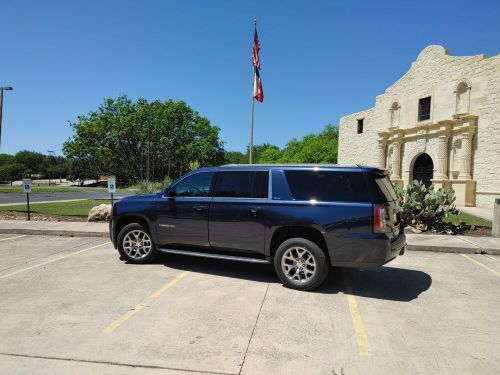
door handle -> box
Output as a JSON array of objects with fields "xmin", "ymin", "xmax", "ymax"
[
  {"xmin": 249, "ymin": 207, "xmax": 262, "ymax": 214},
  {"xmin": 193, "ymin": 205, "xmax": 206, "ymax": 212}
]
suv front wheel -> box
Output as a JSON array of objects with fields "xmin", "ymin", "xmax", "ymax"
[
  {"xmin": 117, "ymin": 222, "xmax": 158, "ymax": 264},
  {"xmin": 274, "ymin": 238, "xmax": 329, "ymax": 291}
]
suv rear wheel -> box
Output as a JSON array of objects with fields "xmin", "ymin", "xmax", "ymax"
[
  {"xmin": 117, "ymin": 222, "xmax": 158, "ymax": 263},
  {"xmin": 274, "ymin": 238, "xmax": 329, "ymax": 291}
]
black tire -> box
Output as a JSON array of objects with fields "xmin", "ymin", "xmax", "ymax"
[
  {"xmin": 117, "ymin": 222, "xmax": 158, "ymax": 264},
  {"xmin": 274, "ymin": 237, "xmax": 330, "ymax": 291}
]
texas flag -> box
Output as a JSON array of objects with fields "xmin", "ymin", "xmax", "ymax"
[
  {"xmin": 252, "ymin": 28, "xmax": 264, "ymax": 103},
  {"xmin": 253, "ymin": 68, "xmax": 264, "ymax": 103}
]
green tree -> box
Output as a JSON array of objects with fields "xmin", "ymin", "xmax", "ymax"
[
  {"xmin": 14, "ymin": 150, "xmax": 45, "ymax": 177},
  {"xmin": 258, "ymin": 125, "xmax": 339, "ymax": 164},
  {"xmin": 224, "ymin": 151, "xmax": 247, "ymax": 164},
  {"xmin": 63, "ymin": 96, "xmax": 224, "ymax": 184},
  {"xmin": 0, "ymin": 162, "xmax": 24, "ymax": 185}
]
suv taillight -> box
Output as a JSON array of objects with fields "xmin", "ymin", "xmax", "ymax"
[{"xmin": 373, "ymin": 203, "xmax": 386, "ymax": 233}]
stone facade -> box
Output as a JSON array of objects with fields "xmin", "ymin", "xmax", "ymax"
[{"xmin": 338, "ymin": 45, "xmax": 500, "ymax": 208}]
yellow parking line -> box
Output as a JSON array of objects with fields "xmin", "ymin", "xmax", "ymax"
[
  {"xmin": 0, "ymin": 235, "xmax": 26, "ymax": 242},
  {"xmin": 342, "ymin": 269, "xmax": 372, "ymax": 357},
  {"xmin": 0, "ymin": 242, "xmax": 109, "ymax": 281},
  {"xmin": 103, "ymin": 270, "xmax": 191, "ymax": 334},
  {"xmin": 462, "ymin": 254, "xmax": 500, "ymax": 277}
]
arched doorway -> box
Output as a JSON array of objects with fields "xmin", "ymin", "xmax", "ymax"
[{"xmin": 412, "ymin": 153, "xmax": 434, "ymax": 186}]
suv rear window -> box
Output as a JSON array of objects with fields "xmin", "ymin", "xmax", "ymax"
[
  {"xmin": 284, "ymin": 170, "xmax": 370, "ymax": 202},
  {"xmin": 214, "ymin": 171, "xmax": 269, "ymax": 198}
]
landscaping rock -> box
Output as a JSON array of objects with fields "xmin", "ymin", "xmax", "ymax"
[{"xmin": 87, "ymin": 204, "xmax": 112, "ymax": 222}]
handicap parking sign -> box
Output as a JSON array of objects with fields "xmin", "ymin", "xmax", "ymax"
[
  {"xmin": 108, "ymin": 179, "xmax": 116, "ymax": 193},
  {"xmin": 23, "ymin": 178, "xmax": 32, "ymax": 193}
]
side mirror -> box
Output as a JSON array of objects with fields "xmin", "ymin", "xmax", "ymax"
[{"xmin": 164, "ymin": 188, "xmax": 175, "ymax": 197}]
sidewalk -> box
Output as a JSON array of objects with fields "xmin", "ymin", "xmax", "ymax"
[
  {"xmin": 0, "ymin": 220, "xmax": 108, "ymax": 238},
  {"xmin": 0, "ymin": 220, "xmax": 499, "ymax": 255}
]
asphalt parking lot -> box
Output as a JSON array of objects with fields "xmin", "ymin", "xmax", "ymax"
[{"xmin": 0, "ymin": 234, "xmax": 499, "ymax": 375}]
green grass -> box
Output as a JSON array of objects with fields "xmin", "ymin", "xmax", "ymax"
[
  {"xmin": 0, "ymin": 199, "xmax": 110, "ymax": 217},
  {"xmin": 445, "ymin": 212, "xmax": 492, "ymax": 228},
  {"xmin": 0, "ymin": 186, "xmax": 130, "ymax": 194}
]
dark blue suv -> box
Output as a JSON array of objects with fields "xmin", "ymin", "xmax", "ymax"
[{"xmin": 110, "ymin": 165, "xmax": 406, "ymax": 290}]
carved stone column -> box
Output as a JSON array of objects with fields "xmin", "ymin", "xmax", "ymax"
[
  {"xmin": 391, "ymin": 140, "xmax": 402, "ymax": 180},
  {"xmin": 377, "ymin": 133, "xmax": 388, "ymax": 169},
  {"xmin": 458, "ymin": 129, "xmax": 474, "ymax": 180},
  {"xmin": 435, "ymin": 124, "xmax": 451, "ymax": 180}
]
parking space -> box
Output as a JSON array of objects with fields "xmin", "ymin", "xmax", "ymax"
[{"xmin": 0, "ymin": 235, "xmax": 499, "ymax": 374}]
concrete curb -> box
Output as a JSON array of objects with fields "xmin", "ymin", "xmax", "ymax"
[
  {"xmin": 406, "ymin": 243, "xmax": 482, "ymax": 254},
  {"xmin": 0, "ymin": 228, "xmax": 108, "ymax": 238}
]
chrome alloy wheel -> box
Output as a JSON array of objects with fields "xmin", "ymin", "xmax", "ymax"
[
  {"xmin": 123, "ymin": 230, "xmax": 152, "ymax": 260},
  {"xmin": 281, "ymin": 246, "xmax": 317, "ymax": 283}
]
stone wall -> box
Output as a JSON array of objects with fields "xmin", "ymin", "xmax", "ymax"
[{"xmin": 338, "ymin": 108, "xmax": 377, "ymax": 165}]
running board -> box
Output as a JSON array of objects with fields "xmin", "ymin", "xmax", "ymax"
[{"xmin": 158, "ymin": 248, "xmax": 270, "ymax": 264}]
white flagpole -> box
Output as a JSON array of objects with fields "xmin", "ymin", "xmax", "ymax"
[{"xmin": 249, "ymin": 19, "xmax": 257, "ymax": 164}]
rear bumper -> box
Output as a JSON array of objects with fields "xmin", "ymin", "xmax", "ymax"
[{"xmin": 330, "ymin": 231, "xmax": 406, "ymax": 268}]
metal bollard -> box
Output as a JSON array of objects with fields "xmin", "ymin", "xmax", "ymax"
[{"xmin": 493, "ymin": 198, "xmax": 500, "ymax": 237}]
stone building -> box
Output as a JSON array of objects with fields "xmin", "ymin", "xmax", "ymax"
[{"xmin": 338, "ymin": 45, "xmax": 500, "ymax": 208}]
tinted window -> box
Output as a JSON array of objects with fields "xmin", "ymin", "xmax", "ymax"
[
  {"xmin": 214, "ymin": 171, "xmax": 268, "ymax": 198},
  {"xmin": 174, "ymin": 172, "xmax": 214, "ymax": 197},
  {"xmin": 284, "ymin": 170, "xmax": 370, "ymax": 202}
]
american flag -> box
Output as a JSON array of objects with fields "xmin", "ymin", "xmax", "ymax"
[
  {"xmin": 252, "ymin": 26, "xmax": 263, "ymax": 103},
  {"xmin": 252, "ymin": 29, "xmax": 261, "ymax": 69}
]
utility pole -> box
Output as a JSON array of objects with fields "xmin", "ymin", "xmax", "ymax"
[
  {"xmin": 0, "ymin": 86, "xmax": 14, "ymax": 151},
  {"xmin": 47, "ymin": 150, "xmax": 54, "ymax": 186}
]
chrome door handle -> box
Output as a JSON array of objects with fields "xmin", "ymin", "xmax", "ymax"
[
  {"xmin": 193, "ymin": 205, "xmax": 206, "ymax": 212},
  {"xmin": 249, "ymin": 207, "xmax": 261, "ymax": 214}
]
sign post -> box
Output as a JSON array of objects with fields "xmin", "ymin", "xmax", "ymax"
[
  {"xmin": 108, "ymin": 178, "xmax": 116, "ymax": 207},
  {"xmin": 23, "ymin": 178, "xmax": 32, "ymax": 221}
]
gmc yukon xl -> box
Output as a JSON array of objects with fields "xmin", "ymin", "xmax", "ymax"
[{"xmin": 110, "ymin": 165, "xmax": 406, "ymax": 291}]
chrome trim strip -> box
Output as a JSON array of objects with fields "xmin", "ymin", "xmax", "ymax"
[
  {"xmin": 268, "ymin": 169, "xmax": 272, "ymax": 201},
  {"xmin": 158, "ymin": 248, "xmax": 270, "ymax": 264}
]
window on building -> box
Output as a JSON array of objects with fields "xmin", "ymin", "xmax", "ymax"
[
  {"xmin": 214, "ymin": 171, "xmax": 268, "ymax": 198},
  {"xmin": 357, "ymin": 118, "xmax": 364, "ymax": 134},
  {"xmin": 418, "ymin": 96, "xmax": 431, "ymax": 121}
]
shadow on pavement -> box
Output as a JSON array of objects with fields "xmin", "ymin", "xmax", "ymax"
[
  {"xmin": 150, "ymin": 253, "xmax": 431, "ymax": 301},
  {"xmin": 340, "ymin": 266, "xmax": 432, "ymax": 302}
]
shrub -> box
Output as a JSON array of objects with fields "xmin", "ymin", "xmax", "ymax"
[
  {"xmin": 396, "ymin": 180, "xmax": 465, "ymax": 234},
  {"xmin": 137, "ymin": 176, "xmax": 172, "ymax": 195}
]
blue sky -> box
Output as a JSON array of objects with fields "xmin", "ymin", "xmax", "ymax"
[{"xmin": 1, "ymin": 0, "xmax": 499, "ymax": 156}]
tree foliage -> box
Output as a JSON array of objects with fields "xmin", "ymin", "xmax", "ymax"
[
  {"xmin": 0, "ymin": 151, "xmax": 67, "ymax": 184},
  {"xmin": 63, "ymin": 96, "xmax": 225, "ymax": 184},
  {"xmin": 224, "ymin": 125, "xmax": 339, "ymax": 165},
  {"xmin": 259, "ymin": 125, "xmax": 339, "ymax": 164}
]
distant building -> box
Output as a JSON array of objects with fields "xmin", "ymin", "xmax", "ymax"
[{"xmin": 338, "ymin": 45, "xmax": 500, "ymax": 208}]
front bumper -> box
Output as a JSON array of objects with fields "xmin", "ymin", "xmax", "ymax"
[{"xmin": 109, "ymin": 219, "xmax": 117, "ymax": 248}]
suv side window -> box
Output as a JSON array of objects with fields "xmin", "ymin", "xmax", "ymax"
[
  {"xmin": 214, "ymin": 171, "xmax": 269, "ymax": 198},
  {"xmin": 173, "ymin": 172, "xmax": 214, "ymax": 197},
  {"xmin": 284, "ymin": 170, "xmax": 370, "ymax": 202}
]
